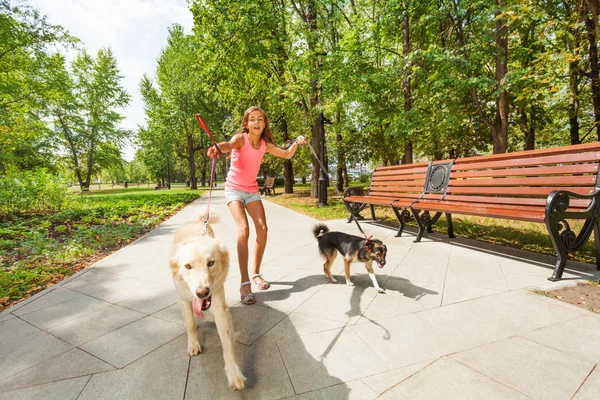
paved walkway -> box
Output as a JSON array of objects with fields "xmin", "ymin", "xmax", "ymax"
[{"xmin": 1, "ymin": 189, "xmax": 599, "ymax": 399}]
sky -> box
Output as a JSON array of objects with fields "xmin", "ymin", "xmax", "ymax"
[{"xmin": 24, "ymin": 0, "xmax": 195, "ymax": 161}]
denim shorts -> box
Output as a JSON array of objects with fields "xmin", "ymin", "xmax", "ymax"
[{"xmin": 225, "ymin": 189, "xmax": 261, "ymax": 205}]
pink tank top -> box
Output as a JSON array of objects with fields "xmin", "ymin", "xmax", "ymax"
[{"xmin": 225, "ymin": 132, "xmax": 266, "ymax": 193}]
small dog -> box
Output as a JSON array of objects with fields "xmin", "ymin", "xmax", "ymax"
[
  {"xmin": 169, "ymin": 210, "xmax": 245, "ymax": 391},
  {"xmin": 313, "ymin": 224, "xmax": 387, "ymax": 293}
]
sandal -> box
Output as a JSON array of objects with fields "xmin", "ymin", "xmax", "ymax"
[
  {"xmin": 240, "ymin": 281, "xmax": 256, "ymax": 305},
  {"xmin": 251, "ymin": 274, "xmax": 270, "ymax": 290}
]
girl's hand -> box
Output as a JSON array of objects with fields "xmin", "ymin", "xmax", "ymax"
[
  {"xmin": 296, "ymin": 136, "xmax": 307, "ymax": 146},
  {"xmin": 207, "ymin": 145, "xmax": 220, "ymax": 159}
]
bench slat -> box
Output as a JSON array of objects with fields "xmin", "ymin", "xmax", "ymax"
[
  {"xmin": 449, "ymin": 175, "xmax": 596, "ymax": 187},
  {"xmin": 450, "ymin": 163, "xmax": 598, "ymax": 178},
  {"xmin": 447, "ymin": 186, "xmax": 595, "ymax": 196},
  {"xmin": 453, "ymin": 151, "xmax": 600, "ymax": 171}
]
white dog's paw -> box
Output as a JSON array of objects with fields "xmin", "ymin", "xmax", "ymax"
[
  {"xmin": 346, "ymin": 281, "xmax": 355, "ymax": 287},
  {"xmin": 187, "ymin": 339, "xmax": 202, "ymax": 356},
  {"xmin": 225, "ymin": 363, "xmax": 246, "ymax": 391},
  {"xmin": 377, "ymin": 288, "xmax": 386, "ymax": 294}
]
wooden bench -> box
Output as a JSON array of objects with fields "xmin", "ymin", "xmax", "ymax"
[
  {"xmin": 259, "ymin": 177, "xmax": 276, "ymax": 196},
  {"xmin": 343, "ymin": 162, "xmax": 431, "ymax": 236},
  {"xmin": 407, "ymin": 142, "xmax": 600, "ymax": 281},
  {"xmin": 155, "ymin": 182, "xmax": 170, "ymax": 190}
]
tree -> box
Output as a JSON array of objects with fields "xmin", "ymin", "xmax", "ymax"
[{"xmin": 46, "ymin": 48, "xmax": 131, "ymax": 190}]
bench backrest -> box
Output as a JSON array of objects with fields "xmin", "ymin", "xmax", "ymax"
[
  {"xmin": 369, "ymin": 161, "xmax": 430, "ymax": 201},
  {"xmin": 264, "ymin": 177, "xmax": 275, "ymax": 187},
  {"xmin": 427, "ymin": 142, "xmax": 600, "ymax": 210}
]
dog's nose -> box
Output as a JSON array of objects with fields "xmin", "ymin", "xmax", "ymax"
[{"xmin": 196, "ymin": 287, "xmax": 210, "ymax": 299}]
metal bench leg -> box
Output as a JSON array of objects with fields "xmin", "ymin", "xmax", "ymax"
[
  {"xmin": 370, "ymin": 205, "xmax": 376, "ymax": 221},
  {"xmin": 391, "ymin": 207, "xmax": 406, "ymax": 237},
  {"xmin": 446, "ymin": 213, "xmax": 455, "ymax": 238},
  {"xmin": 410, "ymin": 206, "xmax": 425, "ymax": 242},
  {"xmin": 547, "ymin": 220, "xmax": 569, "ymax": 282}
]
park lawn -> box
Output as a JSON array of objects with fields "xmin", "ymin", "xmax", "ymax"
[
  {"xmin": 0, "ymin": 188, "xmax": 203, "ymax": 310},
  {"xmin": 267, "ymin": 184, "xmax": 597, "ymax": 265}
]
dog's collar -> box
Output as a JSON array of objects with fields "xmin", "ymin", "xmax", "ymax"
[{"xmin": 365, "ymin": 235, "xmax": 373, "ymax": 244}]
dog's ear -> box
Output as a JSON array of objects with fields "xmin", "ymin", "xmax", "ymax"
[
  {"xmin": 219, "ymin": 243, "xmax": 230, "ymax": 267},
  {"xmin": 169, "ymin": 245, "xmax": 181, "ymax": 269}
]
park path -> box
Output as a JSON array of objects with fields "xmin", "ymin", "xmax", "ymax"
[{"xmin": 0, "ymin": 189, "xmax": 599, "ymax": 399}]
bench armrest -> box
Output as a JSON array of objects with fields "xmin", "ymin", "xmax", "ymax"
[{"xmin": 546, "ymin": 189, "xmax": 600, "ymax": 217}]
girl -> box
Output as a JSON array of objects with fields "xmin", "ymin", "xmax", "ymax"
[{"xmin": 207, "ymin": 106, "xmax": 306, "ymax": 304}]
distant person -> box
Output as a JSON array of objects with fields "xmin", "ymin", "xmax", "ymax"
[{"xmin": 207, "ymin": 106, "xmax": 306, "ymax": 304}]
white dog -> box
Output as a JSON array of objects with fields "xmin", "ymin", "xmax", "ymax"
[{"xmin": 169, "ymin": 210, "xmax": 245, "ymax": 391}]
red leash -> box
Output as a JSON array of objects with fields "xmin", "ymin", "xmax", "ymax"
[{"xmin": 195, "ymin": 114, "xmax": 220, "ymax": 229}]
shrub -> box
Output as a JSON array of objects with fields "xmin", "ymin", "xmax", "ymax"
[{"xmin": 0, "ymin": 170, "xmax": 74, "ymax": 219}]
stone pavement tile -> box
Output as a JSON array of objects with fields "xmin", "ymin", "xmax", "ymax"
[
  {"xmin": 0, "ymin": 312, "xmax": 14, "ymax": 323},
  {"xmin": 11, "ymin": 287, "xmax": 81, "ymax": 316},
  {"xmin": 523, "ymin": 315, "xmax": 600, "ymax": 364},
  {"xmin": 277, "ymin": 327, "xmax": 389, "ymax": 394},
  {"xmin": 360, "ymin": 361, "xmax": 429, "ymax": 395},
  {"xmin": 60, "ymin": 268, "xmax": 119, "ymax": 293},
  {"xmin": 381, "ymin": 357, "xmax": 529, "ymax": 400},
  {"xmin": 496, "ymin": 255, "xmax": 555, "ymax": 277},
  {"xmin": 391, "ymin": 254, "xmax": 449, "ymax": 285},
  {"xmin": 46, "ymin": 304, "xmax": 146, "ymax": 346},
  {"xmin": 268, "ymin": 249, "xmax": 320, "ymax": 270},
  {"xmin": 530, "ymin": 291, "xmax": 596, "ymax": 316},
  {"xmin": 117, "ymin": 285, "xmax": 177, "ymax": 314},
  {"xmin": 16, "ymin": 293, "xmax": 112, "ymax": 330},
  {"xmin": 0, "ymin": 376, "xmax": 89, "ymax": 400},
  {"xmin": 351, "ymin": 313, "xmax": 466, "ymax": 369},
  {"xmin": 186, "ymin": 335, "xmax": 294, "ymax": 399},
  {"xmin": 441, "ymin": 285, "xmax": 504, "ymax": 306},
  {"xmin": 254, "ymin": 284, "xmax": 321, "ymax": 313},
  {"xmin": 360, "ymin": 295, "xmax": 437, "ymax": 322},
  {"xmin": 93, "ymin": 257, "xmax": 173, "ymax": 287},
  {"xmin": 84, "ymin": 274, "xmax": 169, "ymax": 304},
  {"xmin": 80, "ymin": 315, "xmax": 183, "ymax": 368},
  {"xmin": 275, "ymin": 268, "xmax": 330, "ymax": 289},
  {"xmin": 115, "ymin": 237, "xmax": 171, "ymax": 263},
  {"xmin": 381, "ymin": 277, "xmax": 442, "ymax": 306},
  {"xmin": 445, "ymin": 256, "xmax": 509, "ymax": 290},
  {"xmin": 503, "ymin": 272, "xmax": 554, "ymax": 290},
  {"xmin": 417, "ymin": 290, "xmax": 585, "ymax": 349},
  {"xmin": 258, "ymin": 312, "xmax": 347, "ymax": 343},
  {"xmin": 0, "ymin": 318, "xmax": 72, "ymax": 382},
  {"xmin": 293, "ymin": 289, "xmax": 375, "ymax": 324},
  {"xmin": 573, "ymin": 364, "xmax": 600, "ymax": 400},
  {"xmin": 320, "ymin": 272, "xmax": 389, "ymax": 298},
  {"xmin": 78, "ymin": 335, "xmax": 189, "ymax": 400},
  {"xmin": 451, "ymin": 337, "xmax": 594, "ymax": 400},
  {"xmin": 284, "ymin": 380, "xmax": 378, "ymax": 400},
  {"xmin": 207, "ymin": 304, "xmax": 287, "ymax": 345},
  {"xmin": 0, "ymin": 348, "xmax": 113, "ymax": 392}
]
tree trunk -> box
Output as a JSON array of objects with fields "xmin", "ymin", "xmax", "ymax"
[
  {"xmin": 402, "ymin": 5, "xmax": 413, "ymax": 164},
  {"xmin": 493, "ymin": 0, "xmax": 509, "ymax": 154},
  {"xmin": 518, "ymin": 108, "xmax": 535, "ymax": 150},
  {"xmin": 583, "ymin": 0, "xmax": 600, "ymax": 140},
  {"xmin": 569, "ymin": 59, "xmax": 581, "ymax": 144},
  {"xmin": 281, "ymin": 118, "xmax": 294, "ymax": 194}
]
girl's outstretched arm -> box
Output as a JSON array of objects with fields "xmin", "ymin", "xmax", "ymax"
[
  {"xmin": 207, "ymin": 134, "xmax": 245, "ymax": 158},
  {"xmin": 266, "ymin": 136, "xmax": 307, "ymax": 159}
]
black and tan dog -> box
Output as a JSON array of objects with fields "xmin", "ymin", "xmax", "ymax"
[{"xmin": 313, "ymin": 224, "xmax": 387, "ymax": 293}]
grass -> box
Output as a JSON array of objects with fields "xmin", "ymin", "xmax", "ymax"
[
  {"xmin": 268, "ymin": 184, "xmax": 596, "ymax": 264},
  {"xmin": 0, "ymin": 187, "xmax": 203, "ymax": 310}
]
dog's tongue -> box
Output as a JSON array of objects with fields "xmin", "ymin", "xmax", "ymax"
[{"xmin": 192, "ymin": 297, "xmax": 206, "ymax": 319}]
